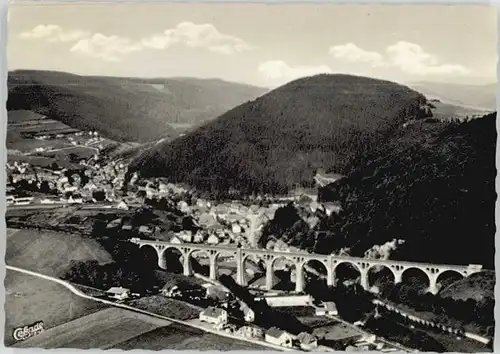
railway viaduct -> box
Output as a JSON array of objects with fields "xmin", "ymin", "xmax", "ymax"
[{"xmin": 130, "ymin": 238, "xmax": 485, "ymax": 294}]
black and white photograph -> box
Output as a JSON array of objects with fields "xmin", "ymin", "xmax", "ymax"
[{"xmin": 3, "ymin": 2, "xmax": 497, "ymax": 352}]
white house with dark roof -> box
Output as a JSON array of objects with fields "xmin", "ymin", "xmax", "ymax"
[
  {"xmin": 297, "ymin": 332, "xmax": 318, "ymax": 350},
  {"xmin": 265, "ymin": 327, "xmax": 294, "ymax": 348},
  {"xmin": 315, "ymin": 301, "xmax": 338, "ymax": 316},
  {"xmin": 106, "ymin": 287, "xmax": 130, "ymax": 300},
  {"xmin": 199, "ymin": 307, "xmax": 228, "ymax": 326}
]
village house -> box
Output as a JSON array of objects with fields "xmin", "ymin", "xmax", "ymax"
[
  {"xmin": 309, "ymin": 201, "xmax": 320, "ymax": 213},
  {"xmin": 193, "ymin": 230, "xmax": 205, "ymax": 243},
  {"xmin": 138, "ymin": 225, "xmax": 154, "ymax": 237},
  {"xmin": 12, "ymin": 196, "xmax": 35, "ymax": 205},
  {"xmin": 273, "ymin": 239, "xmax": 290, "ymax": 252},
  {"xmin": 297, "ymin": 332, "xmax": 318, "ymax": 350},
  {"xmin": 116, "ymin": 200, "xmax": 129, "ymax": 210},
  {"xmin": 355, "ymin": 334, "xmax": 377, "ymax": 347},
  {"xmin": 207, "ymin": 223, "xmax": 225, "ymax": 234},
  {"xmin": 122, "ymin": 219, "xmax": 133, "ymax": 231},
  {"xmin": 67, "ymin": 195, "xmax": 83, "ymax": 204},
  {"xmin": 106, "ymin": 218, "xmax": 123, "ymax": 229},
  {"xmin": 265, "ymin": 327, "xmax": 294, "ymax": 348},
  {"xmin": 242, "ymin": 305, "xmax": 255, "ymax": 323},
  {"xmin": 196, "ymin": 198, "xmax": 209, "ymax": 209},
  {"xmin": 6, "ymin": 195, "xmax": 14, "ymax": 205},
  {"xmin": 238, "ymin": 326, "xmax": 263, "ymax": 339},
  {"xmin": 161, "ymin": 284, "xmax": 181, "ymax": 298},
  {"xmin": 231, "ymin": 223, "xmax": 242, "ymax": 234},
  {"xmin": 207, "ymin": 234, "xmax": 220, "ymax": 245},
  {"xmin": 323, "ymin": 202, "xmax": 342, "ymax": 216},
  {"xmin": 159, "ymin": 231, "xmax": 183, "ymax": 244},
  {"xmin": 40, "ymin": 197, "xmax": 57, "ymax": 204},
  {"xmin": 106, "ymin": 287, "xmax": 130, "ymax": 301},
  {"xmin": 199, "ymin": 307, "xmax": 228, "ymax": 326},
  {"xmin": 202, "ymin": 283, "xmax": 228, "ymax": 301}
]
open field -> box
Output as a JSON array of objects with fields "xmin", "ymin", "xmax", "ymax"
[
  {"xmin": 127, "ymin": 295, "xmax": 201, "ymax": 320},
  {"xmin": 6, "ymin": 228, "xmax": 113, "ymax": 277},
  {"xmin": 7, "ymin": 110, "xmax": 79, "ymax": 152},
  {"xmin": 6, "ymin": 207, "xmax": 78, "ymax": 227},
  {"xmin": 7, "ymin": 109, "xmax": 46, "ymax": 123},
  {"xmin": 6, "ymin": 228, "xmax": 21, "ymax": 238},
  {"xmin": 7, "ymin": 109, "xmax": 119, "ymax": 163},
  {"xmin": 4, "ymin": 270, "xmax": 108, "ymax": 347},
  {"xmin": 113, "ymin": 323, "xmax": 272, "ymax": 351},
  {"xmin": 11, "ymin": 121, "xmax": 78, "ymax": 135},
  {"xmin": 13, "ymin": 307, "xmax": 170, "ymax": 349},
  {"xmin": 6, "ymin": 136, "xmax": 71, "ymax": 152},
  {"xmin": 6, "ymin": 154, "xmax": 84, "ymax": 170},
  {"xmin": 6, "ymin": 268, "xmax": 272, "ymax": 350}
]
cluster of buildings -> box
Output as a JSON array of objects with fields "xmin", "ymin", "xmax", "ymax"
[
  {"xmin": 197, "ymin": 306, "xmax": 321, "ymax": 349},
  {"xmin": 128, "ymin": 176, "xmax": 286, "ymax": 248},
  {"xmin": 5, "ymin": 152, "xmax": 134, "ymax": 206},
  {"xmin": 76, "ymin": 159, "xmax": 129, "ymax": 203},
  {"xmin": 5, "ymin": 161, "xmax": 60, "ymax": 205},
  {"xmin": 6, "ymin": 192, "xmax": 34, "ymax": 206},
  {"xmin": 189, "ymin": 200, "xmax": 283, "ymax": 248},
  {"xmin": 30, "ymin": 130, "xmax": 104, "ymax": 154},
  {"xmin": 198, "ymin": 307, "xmax": 322, "ymax": 352}
]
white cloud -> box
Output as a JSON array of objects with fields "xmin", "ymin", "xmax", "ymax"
[
  {"xmin": 20, "ymin": 22, "xmax": 252, "ymax": 62},
  {"xmin": 19, "ymin": 24, "xmax": 88, "ymax": 42},
  {"xmin": 141, "ymin": 34, "xmax": 178, "ymax": 50},
  {"xmin": 141, "ymin": 22, "xmax": 253, "ymax": 54},
  {"xmin": 329, "ymin": 40, "xmax": 470, "ymax": 77},
  {"xmin": 258, "ymin": 60, "xmax": 333, "ymax": 83},
  {"xmin": 70, "ymin": 34, "xmax": 143, "ymax": 62},
  {"xmin": 329, "ymin": 43, "xmax": 384, "ymax": 67},
  {"xmin": 386, "ymin": 41, "xmax": 470, "ymax": 76}
]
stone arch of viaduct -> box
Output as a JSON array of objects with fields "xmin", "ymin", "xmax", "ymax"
[{"xmin": 131, "ymin": 238, "xmax": 485, "ymax": 295}]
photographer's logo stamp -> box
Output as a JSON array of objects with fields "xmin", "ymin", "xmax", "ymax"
[{"xmin": 13, "ymin": 321, "xmax": 44, "ymax": 341}]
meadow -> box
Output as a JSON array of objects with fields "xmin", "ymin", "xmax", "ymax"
[
  {"xmin": 6, "ymin": 228, "xmax": 113, "ymax": 277},
  {"xmin": 4, "ymin": 270, "xmax": 107, "ymax": 347}
]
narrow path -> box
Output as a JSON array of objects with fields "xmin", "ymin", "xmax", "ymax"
[{"xmin": 6, "ymin": 265, "xmax": 290, "ymax": 351}]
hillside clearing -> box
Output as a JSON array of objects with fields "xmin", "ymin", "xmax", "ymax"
[
  {"xmin": 4, "ymin": 270, "xmax": 107, "ymax": 347},
  {"xmin": 6, "ymin": 228, "xmax": 113, "ymax": 277}
]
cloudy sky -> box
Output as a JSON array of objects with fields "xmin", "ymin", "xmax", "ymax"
[{"xmin": 8, "ymin": 3, "xmax": 497, "ymax": 88}]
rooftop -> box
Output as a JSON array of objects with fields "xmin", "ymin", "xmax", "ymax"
[
  {"xmin": 106, "ymin": 286, "xmax": 130, "ymax": 294},
  {"xmin": 297, "ymin": 332, "xmax": 317, "ymax": 344},
  {"xmin": 201, "ymin": 306, "xmax": 226, "ymax": 318},
  {"xmin": 266, "ymin": 327, "xmax": 287, "ymax": 339}
]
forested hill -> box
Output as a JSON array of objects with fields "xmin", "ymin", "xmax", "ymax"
[
  {"xmin": 7, "ymin": 70, "xmax": 267, "ymax": 142},
  {"xmin": 129, "ymin": 74, "xmax": 430, "ymax": 196},
  {"xmin": 319, "ymin": 112, "xmax": 497, "ymax": 268}
]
